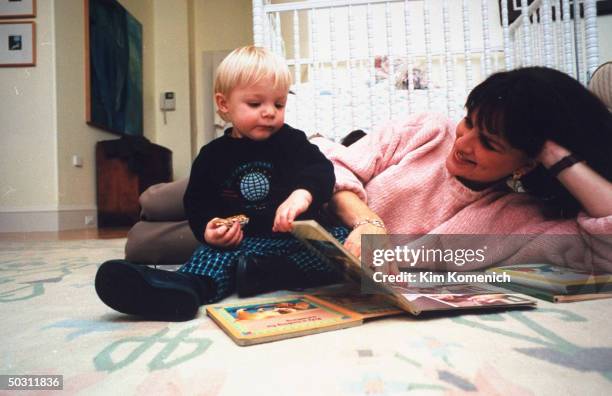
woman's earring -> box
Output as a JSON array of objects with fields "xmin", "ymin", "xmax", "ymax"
[{"xmin": 508, "ymin": 171, "xmax": 525, "ymax": 193}]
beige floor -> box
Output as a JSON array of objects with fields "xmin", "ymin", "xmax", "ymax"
[{"xmin": 0, "ymin": 227, "xmax": 129, "ymax": 242}]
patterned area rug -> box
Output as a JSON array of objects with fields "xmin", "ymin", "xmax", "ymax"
[{"xmin": 1, "ymin": 239, "xmax": 611, "ymax": 395}]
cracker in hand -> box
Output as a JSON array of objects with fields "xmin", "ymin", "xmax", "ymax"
[{"xmin": 214, "ymin": 214, "xmax": 249, "ymax": 228}]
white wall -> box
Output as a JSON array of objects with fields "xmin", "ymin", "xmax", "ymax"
[
  {"xmin": 190, "ymin": 0, "xmax": 253, "ymax": 151},
  {"xmin": 0, "ymin": 0, "xmax": 157, "ymax": 232},
  {"xmin": 0, "ymin": 0, "xmax": 59, "ymax": 230},
  {"xmin": 153, "ymin": 0, "xmax": 191, "ymax": 180}
]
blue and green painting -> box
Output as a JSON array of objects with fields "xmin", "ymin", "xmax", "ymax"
[{"xmin": 88, "ymin": 0, "xmax": 143, "ymax": 136}]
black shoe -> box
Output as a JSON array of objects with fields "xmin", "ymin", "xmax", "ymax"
[
  {"xmin": 235, "ymin": 255, "xmax": 306, "ymax": 298},
  {"xmin": 95, "ymin": 259, "xmax": 204, "ymax": 321}
]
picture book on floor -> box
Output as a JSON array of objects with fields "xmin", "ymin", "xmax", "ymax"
[
  {"xmin": 207, "ymin": 294, "xmax": 365, "ymax": 346},
  {"xmin": 485, "ymin": 263, "xmax": 612, "ymax": 303}
]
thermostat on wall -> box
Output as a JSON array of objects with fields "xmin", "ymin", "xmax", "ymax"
[{"xmin": 160, "ymin": 92, "xmax": 176, "ymax": 111}]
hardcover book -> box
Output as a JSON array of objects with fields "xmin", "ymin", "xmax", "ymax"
[
  {"xmin": 206, "ymin": 295, "xmax": 363, "ymax": 346},
  {"xmin": 485, "ymin": 263, "xmax": 612, "ymax": 303}
]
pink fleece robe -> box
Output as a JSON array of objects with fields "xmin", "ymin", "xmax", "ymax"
[{"xmin": 314, "ymin": 113, "xmax": 612, "ymax": 272}]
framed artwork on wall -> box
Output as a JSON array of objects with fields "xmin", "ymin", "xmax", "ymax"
[
  {"xmin": 0, "ymin": 21, "xmax": 35, "ymax": 67},
  {"xmin": 85, "ymin": 0, "xmax": 143, "ymax": 136},
  {"xmin": 0, "ymin": 0, "xmax": 36, "ymax": 19}
]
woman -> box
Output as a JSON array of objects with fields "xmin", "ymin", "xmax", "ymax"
[{"xmin": 321, "ymin": 67, "xmax": 612, "ymax": 271}]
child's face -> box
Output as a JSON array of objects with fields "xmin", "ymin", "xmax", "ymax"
[{"xmin": 216, "ymin": 76, "xmax": 288, "ymax": 141}]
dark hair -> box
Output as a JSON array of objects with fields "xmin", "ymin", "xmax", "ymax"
[
  {"xmin": 466, "ymin": 66, "xmax": 612, "ymax": 218},
  {"xmin": 341, "ymin": 129, "xmax": 367, "ymax": 146}
]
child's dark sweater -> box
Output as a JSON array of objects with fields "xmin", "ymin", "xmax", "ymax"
[{"xmin": 184, "ymin": 124, "xmax": 335, "ymax": 242}]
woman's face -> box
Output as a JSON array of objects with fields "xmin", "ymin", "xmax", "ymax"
[{"xmin": 445, "ymin": 113, "xmax": 533, "ymax": 184}]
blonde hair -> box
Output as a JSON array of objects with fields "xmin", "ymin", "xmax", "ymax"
[{"xmin": 214, "ymin": 46, "xmax": 292, "ymax": 97}]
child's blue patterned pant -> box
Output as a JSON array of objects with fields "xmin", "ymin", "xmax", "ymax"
[{"xmin": 178, "ymin": 226, "xmax": 348, "ymax": 303}]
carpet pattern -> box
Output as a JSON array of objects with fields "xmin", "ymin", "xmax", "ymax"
[{"xmin": 1, "ymin": 239, "xmax": 611, "ymax": 395}]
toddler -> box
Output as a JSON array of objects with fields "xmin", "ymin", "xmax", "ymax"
[{"xmin": 95, "ymin": 46, "xmax": 347, "ymax": 321}]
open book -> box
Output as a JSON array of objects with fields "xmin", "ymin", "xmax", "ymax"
[
  {"xmin": 206, "ymin": 290, "xmax": 402, "ymax": 346},
  {"xmin": 291, "ymin": 220, "xmax": 535, "ymax": 315}
]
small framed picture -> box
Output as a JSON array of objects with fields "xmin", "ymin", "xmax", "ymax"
[
  {"xmin": 0, "ymin": 21, "xmax": 35, "ymax": 67},
  {"xmin": 0, "ymin": 0, "xmax": 36, "ymax": 19}
]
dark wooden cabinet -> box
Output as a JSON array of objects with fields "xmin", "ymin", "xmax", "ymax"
[{"xmin": 96, "ymin": 138, "xmax": 172, "ymax": 228}]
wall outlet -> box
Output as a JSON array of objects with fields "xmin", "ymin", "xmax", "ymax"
[
  {"xmin": 84, "ymin": 215, "xmax": 95, "ymax": 225},
  {"xmin": 72, "ymin": 155, "xmax": 83, "ymax": 168}
]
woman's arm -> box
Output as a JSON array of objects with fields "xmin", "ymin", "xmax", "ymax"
[
  {"xmin": 538, "ymin": 140, "xmax": 612, "ymax": 218},
  {"xmin": 329, "ymin": 190, "xmax": 387, "ymax": 258},
  {"xmin": 330, "ymin": 190, "xmax": 401, "ymax": 277}
]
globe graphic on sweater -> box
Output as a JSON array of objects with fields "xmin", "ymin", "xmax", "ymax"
[{"xmin": 240, "ymin": 172, "xmax": 270, "ymax": 201}]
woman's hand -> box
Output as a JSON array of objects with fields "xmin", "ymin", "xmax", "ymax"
[
  {"xmin": 344, "ymin": 223, "xmax": 386, "ymax": 258},
  {"xmin": 329, "ymin": 190, "xmax": 400, "ymax": 276},
  {"xmin": 537, "ymin": 140, "xmax": 612, "ymax": 218},
  {"xmin": 345, "ymin": 223, "xmax": 402, "ymax": 279},
  {"xmin": 273, "ymin": 189, "xmax": 313, "ymax": 232},
  {"xmin": 204, "ymin": 218, "xmax": 243, "ymax": 248},
  {"xmin": 537, "ymin": 140, "xmax": 571, "ymax": 168}
]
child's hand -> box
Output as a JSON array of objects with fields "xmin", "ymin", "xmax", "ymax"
[
  {"xmin": 204, "ymin": 218, "xmax": 243, "ymax": 248},
  {"xmin": 273, "ymin": 189, "xmax": 313, "ymax": 232}
]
